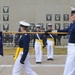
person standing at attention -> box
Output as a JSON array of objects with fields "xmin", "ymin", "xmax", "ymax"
[
  {"xmin": 45, "ymin": 23, "xmax": 56, "ymax": 60},
  {"xmin": 33, "ymin": 25, "xmax": 45, "ymax": 64}
]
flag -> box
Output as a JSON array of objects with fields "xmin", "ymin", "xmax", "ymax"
[{"xmin": 0, "ymin": 31, "xmax": 3, "ymax": 56}]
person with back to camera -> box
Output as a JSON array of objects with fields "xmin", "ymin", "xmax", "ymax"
[{"xmin": 12, "ymin": 20, "xmax": 37, "ymax": 75}]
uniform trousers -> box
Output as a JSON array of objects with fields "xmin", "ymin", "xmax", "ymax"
[
  {"xmin": 47, "ymin": 40, "xmax": 54, "ymax": 59},
  {"xmin": 63, "ymin": 43, "xmax": 75, "ymax": 75},
  {"xmin": 35, "ymin": 41, "xmax": 42, "ymax": 62},
  {"xmin": 12, "ymin": 52, "xmax": 37, "ymax": 75}
]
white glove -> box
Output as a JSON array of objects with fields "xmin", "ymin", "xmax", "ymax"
[{"xmin": 52, "ymin": 30, "xmax": 57, "ymax": 32}]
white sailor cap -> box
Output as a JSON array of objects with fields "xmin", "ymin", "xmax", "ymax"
[
  {"xmin": 47, "ymin": 23, "xmax": 52, "ymax": 26},
  {"xmin": 71, "ymin": 7, "xmax": 75, "ymax": 14},
  {"xmin": 36, "ymin": 25, "xmax": 41, "ymax": 28},
  {"xmin": 19, "ymin": 20, "xmax": 30, "ymax": 27}
]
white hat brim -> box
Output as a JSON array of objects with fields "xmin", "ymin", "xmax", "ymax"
[
  {"xmin": 19, "ymin": 21, "xmax": 30, "ymax": 27},
  {"xmin": 47, "ymin": 23, "xmax": 52, "ymax": 26},
  {"xmin": 71, "ymin": 7, "xmax": 75, "ymax": 11},
  {"xmin": 36, "ymin": 25, "xmax": 41, "ymax": 27}
]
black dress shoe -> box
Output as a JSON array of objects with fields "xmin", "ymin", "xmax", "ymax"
[
  {"xmin": 47, "ymin": 58, "xmax": 53, "ymax": 61},
  {"xmin": 50, "ymin": 58, "xmax": 53, "ymax": 60},
  {"xmin": 36, "ymin": 62, "xmax": 39, "ymax": 64},
  {"xmin": 36, "ymin": 62, "xmax": 42, "ymax": 64},
  {"xmin": 38, "ymin": 62, "xmax": 42, "ymax": 64},
  {"xmin": 47, "ymin": 58, "xmax": 51, "ymax": 60}
]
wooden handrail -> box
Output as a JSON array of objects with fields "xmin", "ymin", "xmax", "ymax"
[{"xmin": 3, "ymin": 31, "xmax": 68, "ymax": 34}]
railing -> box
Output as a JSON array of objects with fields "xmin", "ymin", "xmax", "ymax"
[
  {"xmin": 3, "ymin": 31, "xmax": 68, "ymax": 34},
  {"xmin": 2, "ymin": 31, "xmax": 68, "ymax": 47}
]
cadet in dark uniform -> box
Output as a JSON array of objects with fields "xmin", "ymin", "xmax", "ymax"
[
  {"xmin": 47, "ymin": 7, "xmax": 75, "ymax": 75},
  {"xmin": 12, "ymin": 21, "xmax": 37, "ymax": 75},
  {"xmin": 58, "ymin": 7, "xmax": 75, "ymax": 75},
  {"xmin": 33, "ymin": 25, "xmax": 44, "ymax": 64},
  {"xmin": 45, "ymin": 23, "xmax": 56, "ymax": 60}
]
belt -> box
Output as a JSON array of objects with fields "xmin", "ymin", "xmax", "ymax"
[
  {"xmin": 47, "ymin": 38, "xmax": 54, "ymax": 41},
  {"xmin": 35, "ymin": 39, "xmax": 44, "ymax": 50},
  {"xmin": 47, "ymin": 38, "xmax": 55, "ymax": 46},
  {"xmin": 14, "ymin": 47, "xmax": 23, "ymax": 62},
  {"xmin": 36, "ymin": 39, "xmax": 42, "ymax": 42},
  {"xmin": 20, "ymin": 48, "xmax": 23, "ymax": 52}
]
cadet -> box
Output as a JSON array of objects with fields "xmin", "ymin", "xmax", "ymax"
[
  {"xmin": 33, "ymin": 25, "xmax": 44, "ymax": 64},
  {"xmin": 49, "ymin": 7, "xmax": 75, "ymax": 75},
  {"xmin": 12, "ymin": 21, "xmax": 37, "ymax": 75},
  {"xmin": 45, "ymin": 23, "xmax": 56, "ymax": 60},
  {"xmin": 59, "ymin": 7, "xmax": 75, "ymax": 75}
]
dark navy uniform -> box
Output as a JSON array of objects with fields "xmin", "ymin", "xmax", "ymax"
[
  {"xmin": 13, "ymin": 21, "xmax": 37, "ymax": 75},
  {"xmin": 46, "ymin": 34, "xmax": 55, "ymax": 60},
  {"xmin": 45, "ymin": 30, "xmax": 56, "ymax": 60},
  {"xmin": 33, "ymin": 33, "xmax": 45, "ymax": 63},
  {"xmin": 33, "ymin": 24, "xmax": 45, "ymax": 64},
  {"xmin": 33, "ymin": 33, "xmax": 45, "ymax": 47},
  {"xmin": 45, "ymin": 23, "xmax": 56, "ymax": 60},
  {"xmin": 19, "ymin": 34, "xmax": 30, "ymax": 63},
  {"xmin": 58, "ymin": 22, "xmax": 75, "ymax": 43},
  {"xmin": 58, "ymin": 22, "xmax": 75, "ymax": 75},
  {"xmin": 58, "ymin": 7, "xmax": 75, "ymax": 75}
]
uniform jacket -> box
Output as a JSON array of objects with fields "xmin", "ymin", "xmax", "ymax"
[
  {"xmin": 58, "ymin": 22, "xmax": 75, "ymax": 43},
  {"xmin": 19, "ymin": 34, "xmax": 30, "ymax": 62},
  {"xmin": 33, "ymin": 31, "xmax": 45, "ymax": 47},
  {"xmin": 45, "ymin": 30, "xmax": 56, "ymax": 45}
]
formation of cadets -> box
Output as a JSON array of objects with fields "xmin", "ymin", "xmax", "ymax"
[
  {"xmin": 32, "ymin": 24, "xmax": 56, "ymax": 64},
  {"xmin": 2, "ymin": 23, "xmax": 56, "ymax": 64},
  {"xmin": 14, "ymin": 23, "xmax": 56, "ymax": 64}
]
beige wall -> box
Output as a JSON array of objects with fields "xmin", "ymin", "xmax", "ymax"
[{"xmin": 0, "ymin": 0, "xmax": 75, "ymax": 45}]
